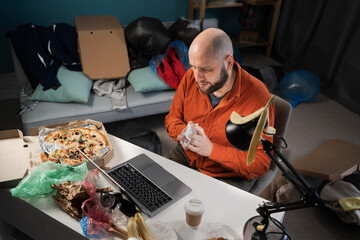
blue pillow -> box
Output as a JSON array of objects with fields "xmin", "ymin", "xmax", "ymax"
[
  {"xmin": 128, "ymin": 67, "xmax": 172, "ymax": 92},
  {"xmin": 31, "ymin": 66, "xmax": 93, "ymax": 103}
]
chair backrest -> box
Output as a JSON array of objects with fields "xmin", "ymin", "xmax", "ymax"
[
  {"xmin": 249, "ymin": 94, "xmax": 292, "ymax": 195},
  {"xmin": 272, "ymin": 94, "xmax": 292, "ymax": 159}
]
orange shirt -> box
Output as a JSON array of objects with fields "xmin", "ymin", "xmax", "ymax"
[{"xmin": 165, "ymin": 62, "xmax": 275, "ymax": 180}]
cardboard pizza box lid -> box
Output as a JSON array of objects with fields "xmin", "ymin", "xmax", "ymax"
[
  {"xmin": 0, "ymin": 129, "xmax": 42, "ymax": 188},
  {"xmin": 74, "ymin": 15, "xmax": 130, "ymax": 80},
  {"xmin": 293, "ymin": 139, "xmax": 360, "ymax": 180}
]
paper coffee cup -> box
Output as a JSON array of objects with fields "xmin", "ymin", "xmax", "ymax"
[{"xmin": 184, "ymin": 198, "xmax": 205, "ymax": 228}]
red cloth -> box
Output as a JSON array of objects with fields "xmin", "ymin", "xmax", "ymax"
[{"xmin": 156, "ymin": 47, "xmax": 186, "ymax": 89}]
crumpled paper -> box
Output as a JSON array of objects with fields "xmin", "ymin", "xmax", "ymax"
[{"xmin": 52, "ymin": 181, "xmax": 90, "ymax": 221}]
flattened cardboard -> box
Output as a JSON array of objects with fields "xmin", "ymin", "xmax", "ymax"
[
  {"xmin": 293, "ymin": 139, "xmax": 360, "ymax": 180},
  {"xmin": 0, "ymin": 130, "xmax": 42, "ymax": 188},
  {"xmin": 74, "ymin": 15, "xmax": 130, "ymax": 80}
]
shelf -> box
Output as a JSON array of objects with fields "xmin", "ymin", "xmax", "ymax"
[
  {"xmin": 245, "ymin": 0, "xmax": 277, "ymax": 6},
  {"xmin": 206, "ymin": 3, "xmax": 244, "ymax": 8},
  {"xmin": 188, "ymin": 0, "xmax": 283, "ymax": 56},
  {"xmin": 188, "ymin": 0, "xmax": 244, "ymax": 20}
]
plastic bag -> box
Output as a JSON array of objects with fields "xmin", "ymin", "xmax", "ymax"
[
  {"xmin": 80, "ymin": 170, "xmax": 128, "ymax": 239},
  {"xmin": 147, "ymin": 221, "xmax": 177, "ymax": 240},
  {"xmin": 125, "ymin": 16, "xmax": 171, "ymax": 69},
  {"xmin": 279, "ymin": 70, "xmax": 321, "ymax": 107},
  {"xmin": 206, "ymin": 223, "xmax": 241, "ymax": 240},
  {"xmin": 10, "ymin": 161, "xmax": 88, "ymax": 198},
  {"xmin": 80, "ymin": 216, "xmax": 112, "ymax": 239},
  {"xmin": 168, "ymin": 17, "xmax": 201, "ymax": 47}
]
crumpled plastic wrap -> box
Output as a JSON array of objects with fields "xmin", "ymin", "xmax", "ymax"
[
  {"xmin": 10, "ymin": 161, "xmax": 89, "ymax": 198},
  {"xmin": 80, "ymin": 216, "xmax": 111, "ymax": 239},
  {"xmin": 80, "ymin": 169, "xmax": 128, "ymax": 239},
  {"xmin": 206, "ymin": 223, "xmax": 241, "ymax": 240}
]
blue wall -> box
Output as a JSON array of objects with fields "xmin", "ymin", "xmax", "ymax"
[{"xmin": 0, "ymin": 0, "xmax": 242, "ymax": 73}]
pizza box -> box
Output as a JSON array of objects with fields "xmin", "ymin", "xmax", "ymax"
[
  {"xmin": 0, "ymin": 129, "xmax": 42, "ymax": 188},
  {"xmin": 74, "ymin": 15, "xmax": 130, "ymax": 80},
  {"xmin": 0, "ymin": 119, "xmax": 114, "ymax": 188},
  {"xmin": 29, "ymin": 119, "xmax": 114, "ymax": 166}
]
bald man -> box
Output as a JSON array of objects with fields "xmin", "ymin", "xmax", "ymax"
[{"xmin": 165, "ymin": 28, "xmax": 275, "ymax": 191}]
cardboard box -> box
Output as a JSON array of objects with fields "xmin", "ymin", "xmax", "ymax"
[
  {"xmin": 0, "ymin": 129, "xmax": 42, "ymax": 188},
  {"xmin": 0, "ymin": 119, "xmax": 114, "ymax": 188},
  {"xmin": 293, "ymin": 140, "xmax": 360, "ymax": 180},
  {"xmin": 74, "ymin": 15, "xmax": 130, "ymax": 80}
]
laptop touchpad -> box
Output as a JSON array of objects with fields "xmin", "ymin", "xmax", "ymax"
[{"xmin": 142, "ymin": 164, "xmax": 176, "ymax": 187}]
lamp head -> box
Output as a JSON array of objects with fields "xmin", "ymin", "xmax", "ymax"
[
  {"xmin": 225, "ymin": 116, "xmax": 259, "ymax": 151},
  {"xmin": 225, "ymin": 96, "xmax": 274, "ymax": 166}
]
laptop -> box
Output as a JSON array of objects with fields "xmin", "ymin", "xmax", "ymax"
[{"xmin": 79, "ymin": 150, "xmax": 192, "ymax": 218}]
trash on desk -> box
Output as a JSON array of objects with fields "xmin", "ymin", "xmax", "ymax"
[
  {"xmin": 80, "ymin": 215, "xmax": 128, "ymax": 239},
  {"xmin": 10, "ymin": 161, "xmax": 89, "ymax": 198},
  {"xmin": 51, "ymin": 169, "xmax": 113, "ymax": 221},
  {"xmin": 52, "ymin": 180, "xmax": 90, "ymax": 221},
  {"xmin": 80, "ymin": 169, "xmax": 129, "ymax": 239},
  {"xmin": 205, "ymin": 222, "xmax": 241, "ymax": 240},
  {"xmin": 127, "ymin": 213, "xmax": 160, "ymax": 240}
]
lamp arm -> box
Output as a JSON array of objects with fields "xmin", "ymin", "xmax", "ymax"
[
  {"xmin": 253, "ymin": 139, "xmax": 323, "ymax": 234},
  {"xmin": 261, "ymin": 139, "xmax": 322, "ymax": 206}
]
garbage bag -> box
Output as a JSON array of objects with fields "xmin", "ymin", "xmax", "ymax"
[
  {"xmin": 125, "ymin": 17, "xmax": 171, "ymax": 69},
  {"xmin": 279, "ymin": 70, "xmax": 320, "ymax": 107},
  {"xmin": 168, "ymin": 17, "xmax": 201, "ymax": 47},
  {"xmin": 10, "ymin": 161, "xmax": 88, "ymax": 198}
]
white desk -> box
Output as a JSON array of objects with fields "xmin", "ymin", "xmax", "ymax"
[{"xmin": 0, "ymin": 135, "xmax": 283, "ymax": 240}]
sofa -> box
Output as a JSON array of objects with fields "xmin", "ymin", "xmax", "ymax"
[{"xmin": 11, "ymin": 18, "xmax": 218, "ymax": 135}]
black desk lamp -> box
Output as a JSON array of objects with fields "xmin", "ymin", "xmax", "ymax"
[{"xmin": 225, "ymin": 96, "xmax": 323, "ymax": 240}]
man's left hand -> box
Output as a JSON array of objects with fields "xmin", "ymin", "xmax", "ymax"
[{"xmin": 187, "ymin": 125, "xmax": 213, "ymax": 157}]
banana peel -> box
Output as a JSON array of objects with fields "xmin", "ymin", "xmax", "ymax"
[
  {"xmin": 127, "ymin": 217, "xmax": 144, "ymax": 240},
  {"xmin": 127, "ymin": 213, "xmax": 158, "ymax": 240}
]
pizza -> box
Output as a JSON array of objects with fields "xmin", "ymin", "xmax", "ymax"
[{"xmin": 40, "ymin": 127, "xmax": 109, "ymax": 166}]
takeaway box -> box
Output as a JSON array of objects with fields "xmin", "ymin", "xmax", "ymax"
[
  {"xmin": 74, "ymin": 15, "xmax": 130, "ymax": 80},
  {"xmin": 0, "ymin": 119, "xmax": 114, "ymax": 188}
]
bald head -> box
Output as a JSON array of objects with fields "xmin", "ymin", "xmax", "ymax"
[{"xmin": 189, "ymin": 28, "xmax": 233, "ymax": 61}]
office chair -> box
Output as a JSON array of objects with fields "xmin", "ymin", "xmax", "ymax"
[{"xmin": 249, "ymin": 94, "xmax": 292, "ymax": 196}]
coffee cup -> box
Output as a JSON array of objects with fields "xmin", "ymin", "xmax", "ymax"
[{"xmin": 184, "ymin": 198, "xmax": 205, "ymax": 228}]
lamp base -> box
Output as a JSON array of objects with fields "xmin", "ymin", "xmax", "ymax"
[{"xmin": 243, "ymin": 216, "xmax": 288, "ymax": 240}]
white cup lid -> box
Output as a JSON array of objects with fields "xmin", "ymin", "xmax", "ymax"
[{"xmin": 184, "ymin": 198, "xmax": 205, "ymax": 216}]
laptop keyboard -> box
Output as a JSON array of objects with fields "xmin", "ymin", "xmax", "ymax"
[{"xmin": 108, "ymin": 163, "xmax": 173, "ymax": 213}]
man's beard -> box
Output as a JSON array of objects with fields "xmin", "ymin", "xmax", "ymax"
[{"xmin": 198, "ymin": 64, "xmax": 229, "ymax": 94}]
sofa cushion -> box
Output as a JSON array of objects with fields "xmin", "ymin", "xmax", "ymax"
[
  {"xmin": 22, "ymin": 84, "xmax": 176, "ymax": 134},
  {"xmin": 30, "ymin": 66, "xmax": 93, "ymax": 103},
  {"xmin": 128, "ymin": 66, "xmax": 172, "ymax": 92}
]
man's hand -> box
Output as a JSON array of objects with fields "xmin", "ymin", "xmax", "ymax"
[
  {"xmin": 177, "ymin": 121, "xmax": 194, "ymax": 150},
  {"xmin": 184, "ymin": 125, "xmax": 213, "ymax": 157}
]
